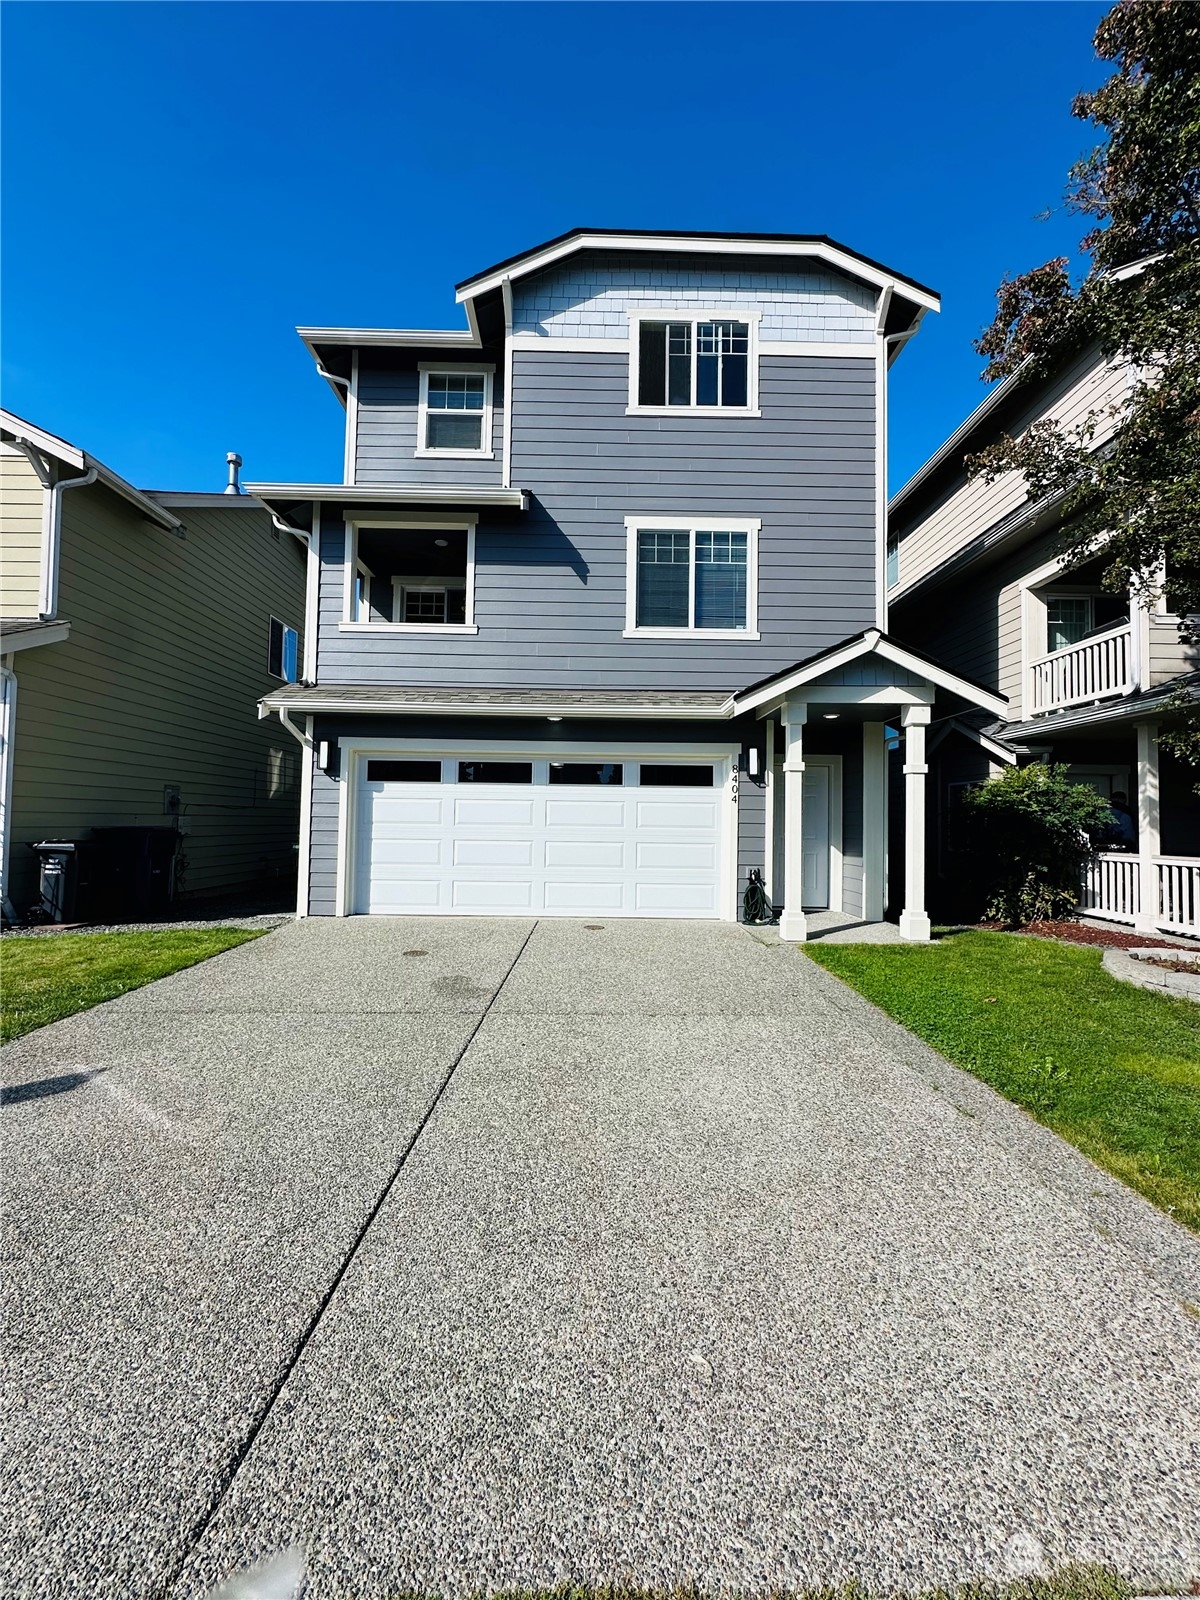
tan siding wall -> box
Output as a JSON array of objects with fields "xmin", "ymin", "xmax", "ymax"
[
  {"xmin": 6, "ymin": 485, "xmax": 306, "ymax": 910},
  {"xmin": 1, "ymin": 449, "xmax": 45, "ymax": 617},
  {"xmin": 893, "ymin": 347, "xmax": 1132, "ymax": 594},
  {"xmin": 1148, "ymin": 612, "xmax": 1199, "ymax": 686}
]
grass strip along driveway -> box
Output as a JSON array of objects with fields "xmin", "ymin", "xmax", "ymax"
[
  {"xmin": 807, "ymin": 929, "xmax": 1200, "ymax": 1232},
  {"xmin": 1, "ymin": 928, "xmax": 265, "ymax": 1044}
]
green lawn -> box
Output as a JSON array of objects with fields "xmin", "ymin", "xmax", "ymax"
[
  {"xmin": 806, "ymin": 930, "xmax": 1200, "ymax": 1231},
  {"xmin": 1, "ymin": 928, "xmax": 265, "ymax": 1043}
]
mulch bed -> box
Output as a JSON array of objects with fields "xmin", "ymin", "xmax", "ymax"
[{"xmin": 976, "ymin": 917, "xmax": 1187, "ymax": 951}]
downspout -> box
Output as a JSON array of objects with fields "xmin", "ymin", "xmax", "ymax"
[
  {"xmin": 11, "ymin": 440, "xmax": 98, "ymax": 620},
  {"xmin": 0, "ymin": 660, "xmax": 16, "ymax": 923},
  {"xmin": 500, "ymin": 278, "xmax": 514, "ymax": 489}
]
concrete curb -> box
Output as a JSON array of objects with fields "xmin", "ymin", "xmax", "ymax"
[{"xmin": 1103, "ymin": 946, "xmax": 1200, "ymax": 1003}]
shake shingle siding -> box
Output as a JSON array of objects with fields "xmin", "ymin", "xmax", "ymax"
[{"xmin": 320, "ymin": 350, "xmax": 876, "ymax": 691}]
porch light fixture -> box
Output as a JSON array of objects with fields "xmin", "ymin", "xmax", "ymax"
[
  {"xmin": 823, "ymin": 713, "xmax": 839, "ymax": 720},
  {"xmin": 434, "ymin": 538, "xmax": 449, "ymax": 547},
  {"xmin": 546, "ymin": 715, "xmax": 563, "ymax": 722}
]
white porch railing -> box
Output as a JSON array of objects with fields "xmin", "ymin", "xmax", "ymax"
[
  {"xmin": 1081, "ymin": 852, "xmax": 1140, "ymax": 925},
  {"xmin": 1080, "ymin": 852, "xmax": 1200, "ymax": 937},
  {"xmin": 1158, "ymin": 857, "xmax": 1200, "ymax": 937},
  {"xmin": 1029, "ymin": 622, "xmax": 1134, "ymax": 713}
]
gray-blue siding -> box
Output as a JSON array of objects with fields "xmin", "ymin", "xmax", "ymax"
[
  {"xmin": 320, "ymin": 351, "xmax": 876, "ymax": 692},
  {"xmin": 355, "ymin": 366, "xmax": 504, "ymax": 486}
]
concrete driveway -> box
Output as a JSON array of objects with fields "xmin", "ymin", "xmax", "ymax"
[{"xmin": 2, "ymin": 917, "xmax": 1199, "ymax": 1600}]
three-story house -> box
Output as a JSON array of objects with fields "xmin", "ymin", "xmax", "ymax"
[{"xmin": 254, "ymin": 228, "xmax": 1003, "ymax": 939}]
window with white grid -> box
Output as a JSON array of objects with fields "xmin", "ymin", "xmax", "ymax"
[
  {"xmin": 417, "ymin": 367, "xmax": 493, "ymax": 455},
  {"xmin": 626, "ymin": 518, "xmax": 758, "ymax": 636},
  {"xmin": 635, "ymin": 316, "xmax": 753, "ymax": 410}
]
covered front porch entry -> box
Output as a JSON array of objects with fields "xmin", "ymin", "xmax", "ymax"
[{"xmin": 735, "ymin": 630, "xmax": 1007, "ymax": 942}]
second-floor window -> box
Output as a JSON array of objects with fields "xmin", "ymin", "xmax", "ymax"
[
  {"xmin": 635, "ymin": 317, "xmax": 753, "ymax": 411},
  {"xmin": 417, "ymin": 366, "xmax": 494, "ymax": 457},
  {"xmin": 1045, "ymin": 592, "xmax": 1128, "ymax": 652},
  {"xmin": 624, "ymin": 517, "xmax": 759, "ymax": 638},
  {"xmin": 268, "ymin": 616, "xmax": 298, "ymax": 682}
]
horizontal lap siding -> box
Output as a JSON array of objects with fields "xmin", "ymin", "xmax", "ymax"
[
  {"xmin": 355, "ymin": 367, "xmax": 503, "ymax": 486},
  {"xmin": 893, "ymin": 347, "xmax": 1132, "ymax": 593},
  {"xmin": 1148, "ymin": 615, "xmax": 1198, "ymax": 686},
  {"xmin": 1, "ymin": 450, "xmax": 44, "ymax": 616},
  {"xmin": 320, "ymin": 352, "xmax": 877, "ymax": 691},
  {"xmin": 6, "ymin": 489, "xmax": 307, "ymax": 910}
]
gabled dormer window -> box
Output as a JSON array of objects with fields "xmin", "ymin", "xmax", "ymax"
[
  {"xmin": 416, "ymin": 364, "xmax": 494, "ymax": 458},
  {"xmin": 630, "ymin": 313, "xmax": 759, "ymax": 415}
]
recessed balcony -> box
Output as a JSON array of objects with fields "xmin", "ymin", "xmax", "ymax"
[{"xmin": 1028, "ymin": 621, "xmax": 1134, "ymax": 714}]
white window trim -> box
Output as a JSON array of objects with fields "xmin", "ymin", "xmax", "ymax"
[
  {"xmin": 415, "ymin": 363, "xmax": 495, "ymax": 459},
  {"xmin": 335, "ymin": 736, "xmax": 739, "ymax": 920},
  {"xmin": 623, "ymin": 515, "xmax": 760, "ymax": 640},
  {"xmin": 341, "ymin": 516, "xmax": 479, "ymax": 634},
  {"xmin": 627, "ymin": 309, "xmax": 761, "ymax": 417}
]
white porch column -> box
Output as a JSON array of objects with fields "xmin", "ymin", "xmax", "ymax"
[
  {"xmin": 862, "ymin": 721, "xmax": 887, "ymax": 923},
  {"xmin": 898, "ymin": 704, "xmax": 931, "ymax": 942},
  {"xmin": 779, "ymin": 700, "xmax": 808, "ymax": 942},
  {"xmin": 1133, "ymin": 721, "xmax": 1160, "ymax": 934}
]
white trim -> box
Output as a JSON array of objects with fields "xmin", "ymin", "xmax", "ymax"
[
  {"xmin": 0, "ymin": 661, "xmax": 15, "ymax": 914},
  {"xmin": 415, "ymin": 364, "xmax": 495, "ymax": 459},
  {"xmin": 627, "ymin": 308, "xmax": 761, "ymax": 416},
  {"xmin": 344, "ymin": 354, "xmax": 358, "ymax": 484},
  {"xmin": 1134, "ymin": 721, "xmax": 1160, "ymax": 934},
  {"xmin": 950, "ymin": 720, "xmax": 1020, "ymax": 765},
  {"xmin": 898, "ymin": 703, "xmax": 932, "ymax": 942},
  {"xmin": 246, "ymin": 482, "xmax": 526, "ymax": 508},
  {"xmin": 805, "ymin": 753, "xmax": 843, "ymax": 913},
  {"xmin": 0, "ymin": 621, "xmax": 70, "ymax": 654},
  {"xmin": 778, "ymin": 700, "xmax": 808, "ymax": 942},
  {"xmin": 299, "ymin": 326, "xmax": 480, "ymax": 348},
  {"xmin": 766, "ymin": 340, "xmax": 874, "ymax": 359},
  {"xmin": 343, "ymin": 515, "xmax": 477, "ymax": 629},
  {"xmin": 874, "ymin": 299, "xmax": 890, "ymax": 631},
  {"xmin": 509, "ymin": 333, "xmax": 628, "ymax": 354},
  {"xmin": 264, "ymin": 693, "xmax": 733, "ymax": 721},
  {"xmin": 0, "ymin": 412, "xmax": 84, "ymax": 470},
  {"xmin": 338, "ymin": 736, "xmax": 739, "ymax": 922},
  {"xmin": 623, "ymin": 515, "xmax": 760, "ymax": 639},
  {"xmin": 734, "ymin": 628, "xmax": 1007, "ymax": 718},
  {"xmin": 800, "ymin": 683, "xmax": 934, "ymax": 706},
  {"xmin": 296, "ymin": 714, "xmax": 314, "ymax": 917},
  {"xmin": 456, "ymin": 233, "xmax": 941, "ymax": 313},
  {"xmin": 501, "ymin": 278, "xmax": 514, "ymax": 489}
]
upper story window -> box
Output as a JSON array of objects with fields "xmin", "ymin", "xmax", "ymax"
[
  {"xmin": 1045, "ymin": 592, "xmax": 1128, "ymax": 653},
  {"xmin": 624, "ymin": 517, "xmax": 760, "ymax": 639},
  {"xmin": 630, "ymin": 313, "xmax": 758, "ymax": 415},
  {"xmin": 416, "ymin": 365, "xmax": 494, "ymax": 458},
  {"xmin": 267, "ymin": 616, "xmax": 298, "ymax": 682}
]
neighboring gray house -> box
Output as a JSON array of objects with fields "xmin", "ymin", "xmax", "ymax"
[
  {"xmin": 0, "ymin": 413, "xmax": 306, "ymax": 918},
  {"xmin": 255, "ymin": 228, "xmax": 1003, "ymax": 939},
  {"xmin": 889, "ymin": 342, "xmax": 1199, "ymax": 939}
]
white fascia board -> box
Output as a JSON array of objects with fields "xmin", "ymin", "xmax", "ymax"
[
  {"xmin": 455, "ymin": 234, "xmax": 941, "ymax": 314},
  {"xmin": 298, "ymin": 327, "xmax": 480, "ymax": 349},
  {"xmin": 0, "ymin": 411, "xmax": 85, "ymax": 471},
  {"xmin": 245, "ymin": 482, "xmax": 528, "ymax": 509},
  {"xmin": 951, "ymin": 719, "xmax": 1021, "ymax": 764},
  {"xmin": 733, "ymin": 629, "xmax": 1007, "ymax": 719},
  {"xmin": 261, "ymin": 694, "xmax": 736, "ymax": 720},
  {"xmin": 0, "ymin": 621, "xmax": 70, "ymax": 654}
]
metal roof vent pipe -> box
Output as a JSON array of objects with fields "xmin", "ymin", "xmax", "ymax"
[{"xmin": 224, "ymin": 452, "xmax": 243, "ymax": 495}]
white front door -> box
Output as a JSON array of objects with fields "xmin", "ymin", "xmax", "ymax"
[
  {"xmin": 351, "ymin": 751, "xmax": 732, "ymax": 918},
  {"xmin": 801, "ymin": 764, "xmax": 831, "ymax": 909}
]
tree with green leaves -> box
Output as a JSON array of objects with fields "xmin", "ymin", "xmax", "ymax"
[{"xmin": 967, "ymin": 1, "xmax": 1199, "ymax": 763}]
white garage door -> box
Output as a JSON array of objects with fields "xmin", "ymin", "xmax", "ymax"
[{"xmin": 351, "ymin": 752, "xmax": 732, "ymax": 918}]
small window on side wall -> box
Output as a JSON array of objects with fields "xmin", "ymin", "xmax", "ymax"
[
  {"xmin": 419, "ymin": 367, "xmax": 493, "ymax": 455},
  {"xmin": 268, "ymin": 617, "xmax": 298, "ymax": 682}
]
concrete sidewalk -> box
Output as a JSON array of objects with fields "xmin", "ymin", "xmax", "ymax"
[{"xmin": 2, "ymin": 918, "xmax": 1198, "ymax": 1600}]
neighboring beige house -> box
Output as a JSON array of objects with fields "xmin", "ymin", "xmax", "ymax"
[
  {"xmin": 0, "ymin": 412, "xmax": 307, "ymax": 919},
  {"xmin": 889, "ymin": 342, "xmax": 1199, "ymax": 939}
]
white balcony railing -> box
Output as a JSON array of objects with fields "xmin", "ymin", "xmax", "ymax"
[
  {"xmin": 1079, "ymin": 852, "xmax": 1200, "ymax": 938},
  {"xmin": 1029, "ymin": 622, "xmax": 1134, "ymax": 714}
]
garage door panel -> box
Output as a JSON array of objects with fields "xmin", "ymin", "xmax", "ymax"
[
  {"xmin": 454, "ymin": 797, "xmax": 535, "ymax": 827},
  {"xmin": 635, "ymin": 799, "xmax": 720, "ymax": 829},
  {"xmin": 545, "ymin": 798, "xmax": 626, "ymax": 829},
  {"xmin": 451, "ymin": 879, "xmax": 535, "ymax": 909},
  {"xmin": 636, "ymin": 840, "xmax": 716, "ymax": 870},
  {"xmin": 453, "ymin": 839, "xmax": 534, "ymax": 867},
  {"xmin": 544, "ymin": 840, "xmax": 626, "ymax": 869},
  {"xmin": 543, "ymin": 881, "xmax": 627, "ymax": 911},
  {"xmin": 356, "ymin": 758, "xmax": 728, "ymax": 918}
]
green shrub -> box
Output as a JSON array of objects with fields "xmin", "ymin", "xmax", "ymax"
[{"xmin": 961, "ymin": 763, "xmax": 1116, "ymax": 925}]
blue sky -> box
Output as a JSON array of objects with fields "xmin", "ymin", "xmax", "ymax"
[{"xmin": 2, "ymin": 1, "xmax": 1109, "ymax": 494}]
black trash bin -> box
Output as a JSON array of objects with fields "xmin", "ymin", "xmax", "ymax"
[
  {"xmin": 28, "ymin": 840, "xmax": 95, "ymax": 924},
  {"xmin": 89, "ymin": 827, "xmax": 181, "ymax": 920}
]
